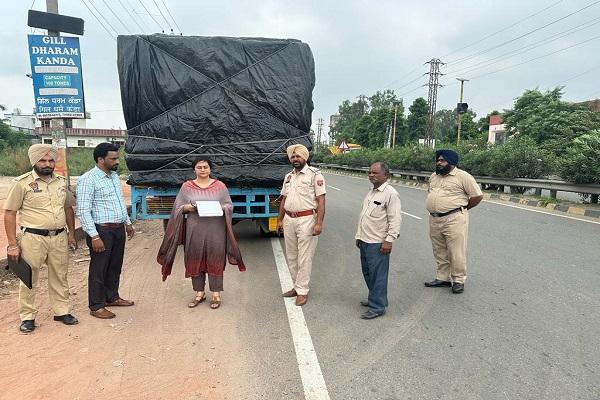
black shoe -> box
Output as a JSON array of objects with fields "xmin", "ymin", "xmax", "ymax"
[
  {"xmin": 452, "ymin": 283, "xmax": 464, "ymax": 294},
  {"xmin": 360, "ymin": 310, "xmax": 384, "ymax": 320},
  {"xmin": 53, "ymin": 314, "xmax": 79, "ymax": 325},
  {"xmin": 424, "ymin": 279, "xmax": 452, "ymax": 287},
  {"xmin": 20, "ymin": 320, "xmax": 35, "ymax": 333},
  {"xmin": 360, "ymin": 300, "xmax": 369, "ymax": 307}
]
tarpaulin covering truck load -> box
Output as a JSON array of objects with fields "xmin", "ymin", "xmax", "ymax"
[{"xmin": 117, "ymin": 34, "xmax": 315, "ymax": 234}]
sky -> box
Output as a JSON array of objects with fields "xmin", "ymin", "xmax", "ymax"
[{"xmin": 1, "ymin": 0, "xmax": 600, "ymax": 138}]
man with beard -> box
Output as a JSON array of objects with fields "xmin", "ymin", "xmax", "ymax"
[
  {"xmin": 276, "ymin": 144, "xmax": 326, "ymax": 306},
  {"xmin": 424, "ymin": 149, "xmax": 483, "ymax": 294},
  {"xmin": 76, "ymin": 143, "xmax": 135, "ymax": 319},
  {"xmin": 355, "ymin": 162, "xmax": 401, "ymax": 319},
  {"xmin": 4, "ymin": 144, "xmax": 78, "ymax": 333}
]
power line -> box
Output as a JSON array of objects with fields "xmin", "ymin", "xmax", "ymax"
[
  {"xmin": 469, "ymin": 33, "xmax": 600, "ymax": 81},
  {"xmin": 102, "ymin": 0, "xmax": 132, "ymax": 34},
  {"xmin": 441, "ymin": 0, "xmax": 564, "ymax": 59},
  {"xmin": 394, "ymin": 73, "xmax": 427, "ymax": 91},
  {"xmin": 447, "ymin": 0, "xmax": 600, "ymax": 65},
  {"xmin": 118, "ymin": 0, "xmax": 147, "ymax": 33},
  {"xmin": 138, "ymin": 0, "xmax": 164, "ymax": 32},
  {"xmin": 446, "ymin": 15, "xmax": 600, "ymax": 77},
  {"xmin": 160, "ymin": 0, "xmax": 182, "ymax": 33},
  {"xmin": 87, "ymin": 0, "xmax": 120, "ymax": 35},
  {"xmin": 152, "ymin": 0, "xmax": 172, "ymax": 32},
  {"xmin": 80, "ymin": 0, "xmax": 117, "ymax": 41}
]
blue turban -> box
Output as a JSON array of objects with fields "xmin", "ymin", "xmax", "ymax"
[{"xmin": 435, "ymin": 149, "xmax": 459, "ymax": 166}]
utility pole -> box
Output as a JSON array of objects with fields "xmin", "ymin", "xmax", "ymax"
[
  {"xmin": 357, "ymin": 94, "xmax": 367, "ymax": 115},
  {"xmin": 391, "ymin": 105, "xmax": 398, "ymax": 149},
  {"xmin": 316, "ymin": 118, "xmax": 324, "ymax": 149},
  {"xmin": 425, "ymin": 58, "xmax": 444, "ymax": 147},
  {"xmin": 46, "ymin": 0, "xmax": 70, "ymax": 183},
  {"xmin": 456, "ymin": 78, "xmax": 469, "ymax": 145}
]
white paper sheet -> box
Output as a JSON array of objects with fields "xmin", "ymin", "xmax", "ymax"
[{"xmin": 195, "ymin": 201, "xmax": 224, "ymax": 217}]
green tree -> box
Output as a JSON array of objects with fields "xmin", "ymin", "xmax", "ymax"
[
  {"xmin": 406, "ymin": 97, "xmax": 428, "ymax": 144},
  {"xmin": 434, "ymin": 109, "xmax": 456, "ymax": 144},
  {"xmin": 476, "ymin": 110, "xmax": 501, "ymax": 134},
  {"xmin": 503, "ymin": 87, "xmax": 600, "ymax": 154},
  {"xmin": 0, "ymin": 120, "xmax": 28, "ymax": 151}
]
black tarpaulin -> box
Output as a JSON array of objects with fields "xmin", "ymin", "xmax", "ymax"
[{"xmin": 117, "ymin": 34, "xmax": 315, "ymax": 187}]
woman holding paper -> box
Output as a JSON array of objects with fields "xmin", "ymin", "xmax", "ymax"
[{"xmin": 157, "ymin": 158, "xmax": 246, "ymax": 309}]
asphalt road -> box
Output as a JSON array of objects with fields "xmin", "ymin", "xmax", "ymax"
[
  {"xmin": 1, "ymin": 171, "xmax": 598, "ymax": 400},
  {"xmin": 231, "ymin": 171, "xmax": 600, "ymax": 400}
]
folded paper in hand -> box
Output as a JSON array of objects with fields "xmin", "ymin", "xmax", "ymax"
[{"xmin": 196, "ymin": 201, "xmax": 223, "ymax": 217}]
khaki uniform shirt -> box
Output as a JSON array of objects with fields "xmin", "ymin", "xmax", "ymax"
[
  {"xmin": 280, "ymin": 164, "xmax": 326, "ymax": 212},
  {"xmin": 426, "ymin": 167, "xmax": 482, "ymax": 213},
  {"xmin": 3, "ymin": 170, "xmax": 75, "ymax": 230},
  {"xmin": 355, "ymin": 181, "xmax": 402, "ymax": 243}
]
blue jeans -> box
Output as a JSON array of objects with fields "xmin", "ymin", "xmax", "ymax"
[{"xmin": 359, "ymin": 241, "xmax": 390, "ymax": 315}]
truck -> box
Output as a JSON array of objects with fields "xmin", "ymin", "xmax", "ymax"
[{"xmin": 117, "ymin": 35, "xmax": 315, "ymax": 234}]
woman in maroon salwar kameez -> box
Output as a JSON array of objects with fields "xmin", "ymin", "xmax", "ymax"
[{"xmin": 157, "ymin": 158, "xmax": 245, "ymax": 309}]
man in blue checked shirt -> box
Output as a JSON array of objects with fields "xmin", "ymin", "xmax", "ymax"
[{"xmin": 76, "ymin": 143, "xmax": 135, "ymax": 319}]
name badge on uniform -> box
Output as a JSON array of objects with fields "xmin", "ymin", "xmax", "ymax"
[{"xmin": 29, "ymin": 182, "xmax": 42, "ymax": 193}]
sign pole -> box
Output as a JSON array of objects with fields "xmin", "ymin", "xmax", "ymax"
[{"xmin": 46, "ymin": 0, "xmax": 70, "ymax": 184}]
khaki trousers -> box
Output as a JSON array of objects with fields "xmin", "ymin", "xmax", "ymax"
[
  {"xmin": 429, "ymin": 210, "xmax": 469, "ymax": 284},
  {"xmin": 283, "ymin": 214, "xmax": 318, "ymax": 295},
  {"xmin": 18, "ymin": 231, "xmax": 70, "ymax": 321}
]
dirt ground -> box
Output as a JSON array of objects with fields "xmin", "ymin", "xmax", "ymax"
[{"xmin": 0, "ymin": 219, "xmax": 250, "ymax": 400}]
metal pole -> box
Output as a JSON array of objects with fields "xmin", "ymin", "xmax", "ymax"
[
  {"xmin": 46, "ymin": 0, "xmax": 70, "ymax": 184},
  {"xmin": 391, "ymin": 105, "xmax": 397, "ymax": 149},
  {"xmin": 456, "ymin": 78, "xmax": 468, "ymax": 145}
]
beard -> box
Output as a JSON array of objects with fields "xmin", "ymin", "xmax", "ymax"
[
  {"xmin": 109, "ymin": 164, "xmax": 119, "ymax": 171},
  {"xmin": 33, "ymin": 165, "xmax": 54, "ymax": 176},
  {"xmin": 435, "ymin": 165, "xmax": 452, "ymax": 175},
  {"xmin": 292, "ymin": 160, "xmax": 306, "ymax": 169}
]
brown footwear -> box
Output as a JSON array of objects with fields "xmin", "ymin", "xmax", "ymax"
[
  {"xmin": 90, "ymin": 308, "xmax": 115, "ymax": 319},
  {"xmin": 295, "ymin": 295, "xmax": 308, "ymax": 306},
  {"xmin": 188, "ymin": 293, "xmax": 206, "ymax": 308},
  {"xmin": 210, "ymin": 297, "xmax": 221, "ymax": 309},
  {"xmin": 282, "ymin": 289, "xmax": 297, "ymax": 297},
  {"xmin": 106, "ymin": 298, "xmax": 135, "ymax": 307}
]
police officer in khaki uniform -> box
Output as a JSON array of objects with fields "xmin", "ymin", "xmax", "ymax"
[
  {"xmin": 3, "ymin": 144, "xmax": 78, "ymax": 333},
  {"xmin": 424, "ymin": 149, "xmax": 483, "ymax": 294},
  {"xmin": 276, "ymin": 144, "xmax": 326, "ymax": 306}
]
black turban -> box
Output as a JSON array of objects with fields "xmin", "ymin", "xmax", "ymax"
[{"xmin": 435, "ymin": 149, "xmax": 459, "ymax": 166}]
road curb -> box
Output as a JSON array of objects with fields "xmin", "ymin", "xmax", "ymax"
[{"xmin": 323, "ymin": 168, "xmax": 600, "ymax": 221}]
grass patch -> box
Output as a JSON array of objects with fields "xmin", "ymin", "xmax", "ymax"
[{"xmin": 0, "ymin": 145, "xmax": 129, "ymax": 176}]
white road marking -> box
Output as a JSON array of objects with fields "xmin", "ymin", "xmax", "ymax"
[
  {"xmin": 270, "ymin": 238, "xmax": 331, "ymax": 400},
  {"xmin": 401, "ymin": 211, "xmax": 423, "ymax": 220},
  {"xmin": 327, "ymin": 185, "xmax": 341, "ymax": 191},
  {"xmin": 485, "ymin": 200, "xmax": 600, "ymax": 225}
]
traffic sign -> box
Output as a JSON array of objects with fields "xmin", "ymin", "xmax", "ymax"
[
  {"xmin": 27, "ymin": 34, "xmax": 85, "ymax": 119},
  {"xmin": 338, "ymin": 140, "xmax": 349, "ymax": 150}
]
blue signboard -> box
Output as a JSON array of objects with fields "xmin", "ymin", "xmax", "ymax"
[{"xmin": 27, "ymin": 34, "xmax": 85, "ymax": 119}]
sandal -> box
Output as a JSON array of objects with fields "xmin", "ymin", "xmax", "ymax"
[
  {"xmin": 210, "ymin": 296, "xmax": 221, "ymax": 309},
  {"xmin": 188, "ymin": 293, "xmax": 206, "ymax": 308}
]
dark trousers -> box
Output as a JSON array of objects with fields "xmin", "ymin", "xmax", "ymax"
[
  {"xmin": 191, "ymin": 273, "xmax": 224, "ymax": 292},
  {"xmin": 359, "ymin": 241, "xmax": 390, "ymax": 315},
  {"xmin": 86, "ymin": 225, "xmax": 126, "ymax": 311}
]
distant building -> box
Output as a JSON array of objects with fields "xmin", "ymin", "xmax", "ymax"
[
  {"xmin": 35, "ymin": 127, "xmax": 126, "ymax": 148},
  {"xmin": 575, "ymin": 99, "xmax": 600, "ymax": 112},
  {"xmin": 488, "ymin": 114, "xmax": 507, "ymax": 144}
]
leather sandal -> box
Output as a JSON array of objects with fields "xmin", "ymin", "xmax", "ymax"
[
  {"xmin": 210, "ymin": 297, "xmax": 221, "ymax": 309},
  {"xmin": 188, "ymin": 293, "xmax": 206, "ymax": 308}
]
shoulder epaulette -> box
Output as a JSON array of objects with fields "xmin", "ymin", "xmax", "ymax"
[{"xmin": 14, "ymin": 172, "xmax": 32, "ymax": 182}]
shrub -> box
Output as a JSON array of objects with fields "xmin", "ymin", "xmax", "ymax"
[{"xmin": 560, "ymin": 131, "xmax": 600, "ymax": 184}]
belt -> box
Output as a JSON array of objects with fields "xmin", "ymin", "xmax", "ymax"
[
  {"xmin": 429, "ymin": 207, "xmax": 465, "ymax": 217},
  {"xmin": 23, "ymin": 227, "xmax": 65, "ymax": 236},
  {"xmin": 285, "ymin": 210, "xmax": 315, "ymax": 218},
  {"xmin": 96, "ymin": 223, "xmax": 125, "ymax": 228}
]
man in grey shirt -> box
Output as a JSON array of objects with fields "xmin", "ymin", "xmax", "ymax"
[{"xmin": 355, "ymin": 162, "xmax": 402, "ymax": 319}]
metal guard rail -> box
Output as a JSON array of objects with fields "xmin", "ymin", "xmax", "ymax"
[{"xmin": 314, "ymin": 163, "xmax": 600, "ymax": 197}]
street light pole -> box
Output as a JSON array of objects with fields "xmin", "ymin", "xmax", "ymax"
[{"xmin": 456, "ymin": 78, "xmax": 469, "ymax": 145}]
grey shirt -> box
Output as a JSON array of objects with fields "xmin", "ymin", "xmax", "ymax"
[{"xmin": 355, "ymin": 181, "xmax": 402, "ymax": 243}]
